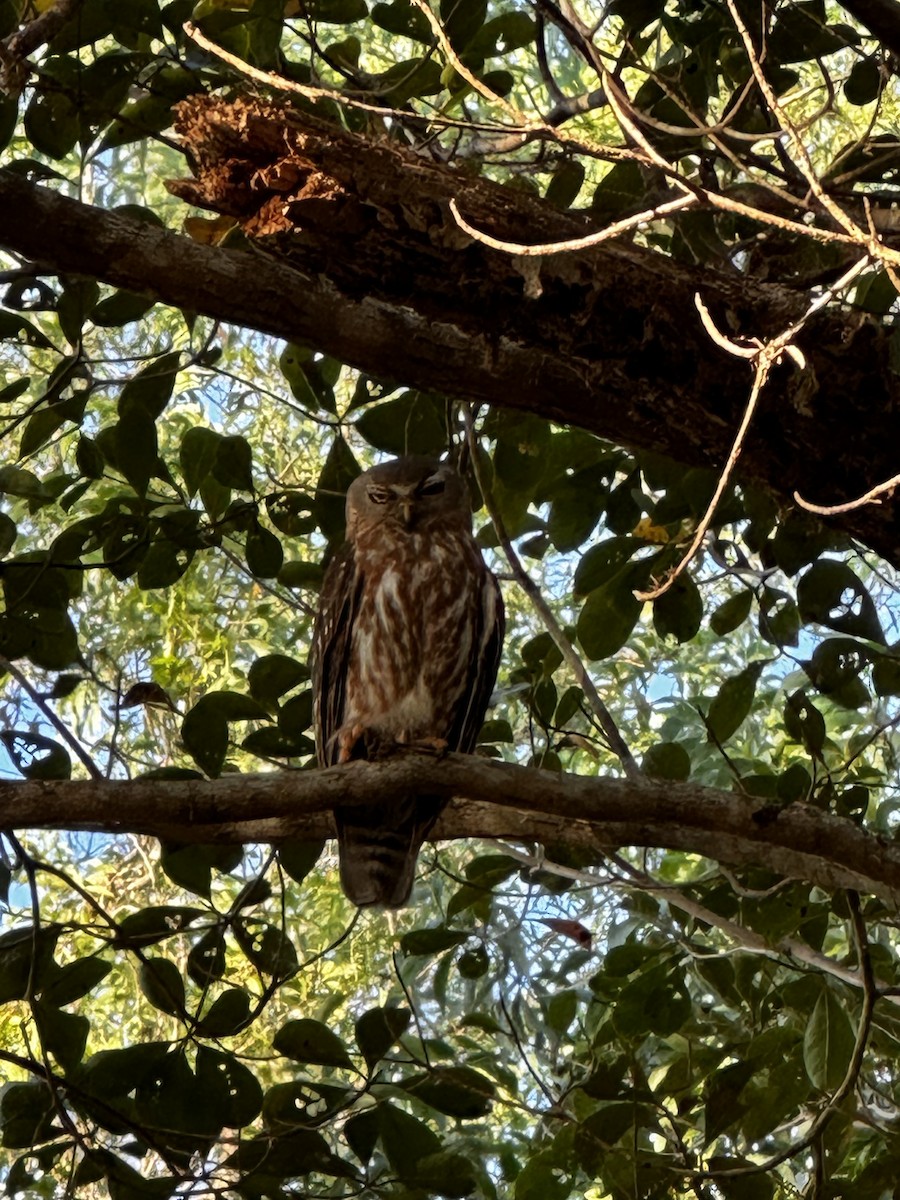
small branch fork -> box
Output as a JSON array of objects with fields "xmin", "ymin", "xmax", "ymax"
[
  {"xmin": 463, "ymin": 412, "xmax": 641, "ymax": 781},
  {"xmin": 490, "ymin": 841, "xmax": 898, "ymax": 1006},
  {"xmin": 635, "ymin": 253, "xmax": 873, "ymax": 602}
]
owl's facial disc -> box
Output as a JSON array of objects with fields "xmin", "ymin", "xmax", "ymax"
[{"xmin": 364, "ymin": 471, "xmax": 448, "ymax": 526}]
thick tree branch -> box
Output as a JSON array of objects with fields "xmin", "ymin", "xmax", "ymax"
[
  {"xmin": 1, "ymin": 120, "xmax": 899, "ymax": 564},
  {"xmin": 840, "ymin": 0, "xmax": 900, "ymax": 58},
  {"xmin": 3, "ymin": 754, "xmax": 900, "ymax": 908}
]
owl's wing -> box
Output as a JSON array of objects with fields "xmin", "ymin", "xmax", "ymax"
[
  {"xmin": 312, "ymin": 542, "xmax": 362, "ymax": 767},
  {"xmin": 447, "ymin": 569, "xmax": 505, "ymax": 754}
]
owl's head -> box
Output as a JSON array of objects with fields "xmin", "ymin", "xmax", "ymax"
[{"xmin": 346, "ymin": 456, "xmax": 470, "ymax": 537}]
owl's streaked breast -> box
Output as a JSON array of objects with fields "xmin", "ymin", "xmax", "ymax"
[{"xmin": 344, "ymin": 528, "xmax": 486, "ymax": 741}]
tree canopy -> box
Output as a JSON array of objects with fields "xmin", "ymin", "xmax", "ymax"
[{"xmin": 1, "ymin": 0, "xmax": 900, "ymax": 1197}]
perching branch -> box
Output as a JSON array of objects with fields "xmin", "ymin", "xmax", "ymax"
[{"xmin": 4, "ymin": 753, "xmax": 900, "ymax": 909}]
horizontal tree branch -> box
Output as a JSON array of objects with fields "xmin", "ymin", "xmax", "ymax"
[
  {"xmin": 1, "ymin": 118, "xmax": 899, "ymax": 564},
  {"xmin": 4, "ymin": 753, "xmax": 900, "ymax": 908}
]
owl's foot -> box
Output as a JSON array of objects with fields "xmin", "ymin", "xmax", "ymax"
[
  {"xmin": 395, "ymin": 735, "xmax": 448, "ymax": 756},
  {"xmin": 335, "ymin": 727, "xmax": 448, "ymax": 762},
  {"xmin": 336, "ymin": 724, "xmax": 385, "ymax": 763}
]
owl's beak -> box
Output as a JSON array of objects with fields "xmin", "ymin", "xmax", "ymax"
[{"xmin": 399, "ymin": 499, "xmax": 415, "ymax": 528}]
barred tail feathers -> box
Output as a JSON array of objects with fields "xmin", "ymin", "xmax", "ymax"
[{"xmin": 335, "ymin": 795, "xmax": 444, "ymax": 908}]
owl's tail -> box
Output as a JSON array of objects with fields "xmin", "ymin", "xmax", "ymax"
[{"xmin": 335, "ymin": 795, "xmax": 444, "ymax": 908}]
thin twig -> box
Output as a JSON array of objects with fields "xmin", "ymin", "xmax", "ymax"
[
  {"xmin": 794, "ymin": 469, "xmax": 900, "ymax": 515},
  {"xmin": 490, "ymin": 840, "xmax": 896, "ymax": 1003},
  {"xmin": 724, "ymin": 0, "xmax": 900, "ymax": 277},
  {"xmin": 637, "ymin": 254, "xmax": 873, "ymax": 601},
  {"xmin": 463, "ymin": 413, "xmax": 641, "ymax": 780},
  {"xmin": 182, "ymin": 20, "xmax": 527, "ymax": 133},
  {"xmin": 448, "ymin": 192, "xmax": 696, "ymax": 256},
  {"xmin": 407, "ymin": 0, "xmax": 524, "ymax": 124},
  {"xmin": 0, "ymin": 656, "xmax": 103, "ymax": 780}
]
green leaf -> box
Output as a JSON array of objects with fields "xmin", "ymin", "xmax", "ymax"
[
  {"xmin": 653, "ymin": 574, "xmax": 703, "ymax": 643},
  {"xmin": 242, "ymin": 726, "xmax": 314, "ymax": 757},
  {"xmin": 115, "ymin": 410, "xmax": 158, "ymax": 496},
  {"xmin": 642, "ymin": 741, "xmax": 690, "ymax": 780},
  {"xmin": 138, "ymin": 540, "xmax": 193, "ymax": 589},
  {"xmin": 355, "ymin": 1005, "xmax": 411, "ymax": 1069},
  {"xmin": 545, "ymin": 159, "xmax": 585, "ymax": 209},
  {"xmin": 355, "ymin": 391, "xmax": 447, "ymax": 456},
  {"xmin": 0, "ymin": 924, "xmax": 61, "ymax": 1004},
  {"xmin": 797, "ymin": 559, "xmax": 884, "ymax": 643},
  {"xmin": 403, "ymin": 1066, "xmax": 495, "ymax": 1118},
  {"xmin": 187, "ymin": 928, "xmax": 226, "ymax": 986},
  {"xmin": 180, "ymin": 426, "xmax": 221, "ymax": 497},
  {"xmin": 845, "ymin": 57, "xmax": 881, "ymax": 105},
  {"xmin": 440, "ymin": 0, "xmax": 485, "ymax": 50},
  {"xmin": 783, "ymin": 690, "xmax": 826, "ymax": 755},
  {"xmin": 266, "ymin": 490, "xmax": 317, "ymax": 535},
  {"xmin": 33, "ymin": 999, "xmax": 90, "ymax": 1070},
  {"xmin": 139, "ymin": 958, "xmax": 186, "ymax": 1017},
  {"xmin": 91, "ymin": 289, "xmax": 155, "ymax": 327},
  {"xmin": 196, "ymin": 1046, "xmax": 264, "ymax": 1127},
  {"xmin": 803, "ymin": 987, "xmax": 856, "ymax": 1091},
  {"xmin": 75, "ymin": 435, "xmax": 105, "ymax": 480},
  {"xmin": 274, "ymin": 1018, "xmax": 353, "ymax": 1067},
  {"xmin": 706, "ymin": 662, "xmax": 765, "ymax": 744},
  {"xmin": 477, "ymin": 717, "xmax": 514, "ymax": 744},
  {"xmin": 75, "ymin": 1042, "xmax": 171, "ymax": 1101},
  {"xmin": 198, "ymin": 988, "xmax": 251, "ymax": 1037},
  {"xmin": 0, "ymin": 465, "xmax": 46, "ymax": 500},
  {"xmin": 213, "ymin": 435, "xmax": 254, "ymax": 492},
  {"xmin": 457, "ymin": 945, "xmax": 490, "ymax": 978},
  {"xmin": 546, "ymin": 471, "xmax": 605, "ymax": 552},
  {"xmin": 117, "ymin": 905, "xmax": 206, "ymax": 947},
  {"xmin": 316, "ymin": 436, "xmax": 360, "ymax": 544},
  {"xmin": 705, "ymin": 1158, "xmax": 775, "ymax": 1199},
  {"xmin": 160, "ymin": 843, "xmax": 242, "ymax": 898},
  {"xmin": 118, "ymin": 351, "xmax": 181, "ymax": 420},
  {"xmin": 804, "ymin": 638, "xmax": 871, "ymax": 708},
  {"xmin": 378, "ymin": 1101, "xmax": 442, "ymax": 1176},
  {"xmin": 0, "ymin": 1081, "xmax": 57, "ymax": 1150},
  {"xmin": 614, "ymin": 964, "xmax": 692, "ymax": 1038},
  {"xmin": 246, "ymin": 522, "xmax": 283, "ymax": 578},
  {"xmin": 409, "ymin": 1151, "xmax": 478, "ymax": 1197},
  {"xmin": 0, "ymin": 731, "xmax": 71, "ymax": 780},
  {"xmin": 248, "ymin": 653, "xmax": 309, "ymax": 708},
  {"xmin": 401, "ymin": 928, "xmax": 469, "ymax": 956},
  {"xmin": 493, "ymin": 412, "xmax": 551, "ymax": 490},
  {"xmin": 344, "ymin": 1108, "xmax": 381, "ymax": 1163},
  {"xmin": 758, "ymin": 587, "xmax": 800, "ymax": 647},
  {"xmin": 279, "ymin": 840, "xmax": 324, "ymax": 884},
  {"xmin": 181, "ymin": 691, "xmax": 271, "ymax": 777},
  {"xmin": 577, "ymin": 567, "xmax": 643, "ymax": 660},
  {"xmin": 40, "ymin": 956, "xmax": 111, "ymax": 1007},
  {"xmin": 0, "ymin": 311, "xmax": 53, "ymax": 349},
  {"xmin": 234, "ymin": 918, "xmax": 298, "ymax": 978},
  {"xmin": 278, "ymin": 559, "xmax": 325, "ymax": 591},
  {"xmin": 515, "ymin": 1145, "xmax": 572, "ymax": 1200},
  {"xmin": 371, "ymin": 0, "xmax": 431, "ymax": 40}
]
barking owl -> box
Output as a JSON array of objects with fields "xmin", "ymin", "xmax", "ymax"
[{"xmin": 312, "ymin": 455, "xmax": 504, "ymax": 908}]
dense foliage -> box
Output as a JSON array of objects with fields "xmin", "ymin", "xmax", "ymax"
[{"xmin": 1, "ymin": 0, "xmax": 900, "ymax": 1197}]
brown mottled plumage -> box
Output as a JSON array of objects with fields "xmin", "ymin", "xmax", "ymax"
[{"xmin": 312, "ymin": 456, "xmax": 504, "ymax": 907}]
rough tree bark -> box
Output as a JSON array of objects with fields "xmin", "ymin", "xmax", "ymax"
[
  {"xmin": 3, "ymin": 754, "xmax": 900, "ymax": 907},
  {"xmin": 0, "ymin": 94, "xmax": 899, "ymax": 563}
]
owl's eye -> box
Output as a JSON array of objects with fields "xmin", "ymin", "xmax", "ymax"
[
  {"xmin": 367, "ymin": 487, "xmax": 392, "ymax": 505},
  {"xmin": 418, "ymin": 478, "xmax": 445, "ymax": 497}
]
